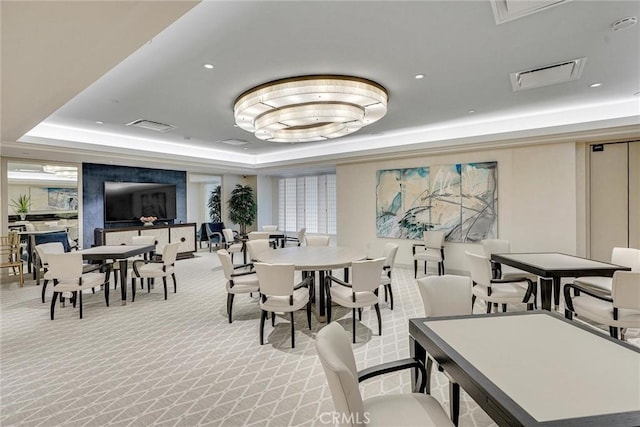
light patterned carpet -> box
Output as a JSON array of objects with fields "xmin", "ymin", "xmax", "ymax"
[{"xmin": 1, "ymin": 250, "xmax": 636, "ymax": 426}]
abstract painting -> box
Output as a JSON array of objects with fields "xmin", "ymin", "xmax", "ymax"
[{"xmin": 375, "ymin": 162, "xmax": 497, "ymax": 242}]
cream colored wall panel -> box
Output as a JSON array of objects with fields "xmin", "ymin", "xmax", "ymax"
[
  {"xmin": 141, "ymin": 227, "xmax": 169, "ymax": 253},
  {"xmin": 629, "ymin": 141, "xmax": 640, "ymax": 249},
  {"xmin": 589, "ymin": 143, "xmax": 628, "ymax": 262},
  {"xmin": 169, "ymin": 224, "xmax": 196, "ymax": 254}
]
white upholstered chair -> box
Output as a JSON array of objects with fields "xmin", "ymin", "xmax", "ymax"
[
  {"xmin": 261, "ymin": 225, "xmax": 278, "ymax": 232},
  {"xmin": 480, "ymin": 239, "xmax": 538, "ymax": 281},
  {"xmin": 573, "ymin": 247, "xmax": 640, "ymax": 294},
  {"xmin": 379, "ymin": 243, "xmax": 399, "ymax": 310},
  {"xmin": 316, "ymin": 322, "xmax": 453, "ymax": 427},
  {"xmin": 131, "ymin": 242, "xmax": 180, "ymax": 302},
  {"xmin": 283, "ymin": 227, "xmax": 306, "ymax": 247},
  {"xmin": 466, "ymin": 251, "xmax": 536, "ymax": 313},
  {"xmin": 245, "ymin": 239, "xmax": 273, "ymax": 263},
  {"xmin": 305, "ymin": 235, "xmax": 330, "ymax": 246},
  {"xmin": 35, "ymin": 242, "xmax": 66, "ymax": 303},
  {"xmin": 564, "ymin": 271, "xmax": 640, "ymax": 340},
  {"xmin": 254, "ymin": 262, "xmax": 312, "ymax": 348},
  {"xmin": 217, "ymin": 249, "xmax": 260, "ymax": 323},
  {"xmin": 48, "ymin": 252, "xmax": 109, "ymax": 320},
  {"xmin": 325, "ymin": 258, "xmax": 385, "ymax": 343},
  {"xmin": 112, "ymin": 235, "xmax": 157, "ymax": 290},
  {"xmin": 416, "ymin": 274, "xmax": 473, "ymax": 426},
  {"xmin": 247, "ymin": 231, "xmax": 270, "ymax": 240},
  {"xmin": 222, "ymin": 228, "xmax": 244, "ymax": 263},
  {"xmin": 412, "ymin": 230, "xmax": 445, "ymax": 278}
]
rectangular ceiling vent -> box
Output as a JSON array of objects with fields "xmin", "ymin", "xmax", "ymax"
[
  {"xmin": 491, "ymin": 0, "xmax": 571, "ymax": 24},
  {"xmin": 510, "ymin": 57, "xmax": 586, "ymax": 91},
  {"xmin": 126, "ymin": 119, "xmax": 176, "ymax": 132},
  {"xmin": 217, "ymin": 139, "xmax": 249, "ymax": 146}
]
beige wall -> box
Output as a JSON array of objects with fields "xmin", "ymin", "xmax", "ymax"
[{"xmin": 336, "ymin": 141, "xmax": 579, "ymax": 273}]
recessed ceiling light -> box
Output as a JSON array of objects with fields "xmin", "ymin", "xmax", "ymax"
[
  {"xmin": 468, "ymin": 109, "xmax": 476, "ymax": 114},
  {"xmin": 635, "ymin": 91, "xmax": 640, "ymax": 96},
  {"xmin": 612, "ymin": 16, "xmax": 637, "ymax": 31},
  {"xmin": 589, "ymin": 83, "xmax": 602, "ymax": 88},
  {"xmin": 204, "ymin": 64, "xmax": 214, "ymax": 69},
  {"xmin": 415, "ymin": 74, "xmax": 425, "ymax": 79},
  {"xmin": 96, "ymin": 121, "xmax": 104, "ymax": 125}
]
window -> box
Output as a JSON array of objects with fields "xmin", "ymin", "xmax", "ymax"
[{"xmin": 278, "ymin": 174, "xmax": 336, "ymax": 234}]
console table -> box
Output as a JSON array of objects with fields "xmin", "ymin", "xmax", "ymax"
[{"xmin": 94, "ymin": 223, "xmax": 196, "ymax": 259}]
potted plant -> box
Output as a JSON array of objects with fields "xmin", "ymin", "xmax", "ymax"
[
  {"xmin": 227, "ymin": 184, "xmax": 256, "ymax": 235},
  {"xmin": 10, "ymin": 194, "xmax": 31, "ymax": 220},
  {"xmin": 208, "ymin": 185, "xmax": 222, "ymax": 223}
]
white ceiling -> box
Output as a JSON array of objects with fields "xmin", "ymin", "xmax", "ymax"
[{"xmin": 2, "ymin": 1, "xmax": 639, "ymax": 176}]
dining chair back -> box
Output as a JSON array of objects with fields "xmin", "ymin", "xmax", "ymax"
[
  {"xmin": 130, "ymin": 242, "xmax": 180, "ymax": 301},
  {"xmin": 35, "ymin": 242, "xmax": 65, "ymax": 302},
  {"xmin": 0, "ymin": 232, "xmax": 24, "ymax": 287},
  {"xmin": 248, "ymin": 231, "xmax": 270, "ymax": 240},
  {"xmin": 316, "ymin": 322, "xmax": 453, "ymax": 427},
  {"xmin": 245, "ymin": 239, "xmax": 272, "ymax": 262},
  {"xmin": 351, "ymin": 258, "xmax": 384, "ymax": 293},
  {"xmin": 305, "ymin": 235, "xmax": 330, "ymax": 246},
  {"xmin": 416, "ymin": 275, "xmax": 473, "ymax": 317},
  {"xmin": 612, "ymin": 271, "xmax": 640, "ymax": 310},
  {"xmin": 254, "ymin": 262, "xmax": 311, "ymax": 347},
  {"xmin": 380, "ymin": 243, "xmax": 399, "ymax": 309},
  {"xmin": 262, "ymin": 225, "xmax": 278, "ymax": 232},
  {"xmin": 612, "ymin": 247, "xmax": 640, "ymax": 271}
]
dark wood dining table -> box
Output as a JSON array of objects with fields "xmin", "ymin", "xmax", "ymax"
[
  {"xmin": 490, "ymin": 252, "xmax": 631, "ymax": 311},
  {"xmin": 409, "ymin": 312, "xmax": 640, "ymax": 426},
  {"xmin": 80, "ymin": 245, "xmax": 155, "ymax": 304}
]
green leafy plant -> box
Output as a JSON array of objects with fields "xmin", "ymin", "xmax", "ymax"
[
  {"xmin": 10, "ymin": 194, "xmax": 31, "ymax": 214},
  {"xmin": 227, "ymin": 184, "xmax": 256, "ymax": 235},
  {"xmin": 208, "ymin": 185, "xmax": 222, "ymax": 223}
]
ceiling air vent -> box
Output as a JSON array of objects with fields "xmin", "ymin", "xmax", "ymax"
[
  {"xmin": 510, "ymin": 57, "xmax": 586, "ymax": 91},
  {"xmin": 491, "ymin": 0, "xmax": 571, "ymax": 24},
  {"xmin": 126, "ymin": 119, "xmax": 176, "ymax": 132}
]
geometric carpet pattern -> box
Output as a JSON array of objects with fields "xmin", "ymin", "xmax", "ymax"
[{"xmin": 1, "ymin": 250, "xmax": 636, "ymax": 426}]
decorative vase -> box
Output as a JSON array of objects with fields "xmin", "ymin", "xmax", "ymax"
[
  {"xmin": 19, "ymin": 214, "xmax": 26, "ymax": 221},
  {"xmin": 142, "ymin": 221, "xmax": 154, "ymax": 227}
]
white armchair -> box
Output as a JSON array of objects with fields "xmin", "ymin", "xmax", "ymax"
[
  {"xmin": 325, "ymin": 258, "xmax": 385, "ymax": 343},
  {"xmin": 380, "ymin": 243, "xmax": 399, "ymax": 310},
  {"xmin": 222, "ymin": 228, "xmax": 244, "ymax": 263},
  {"xmin": 573, "ymin": 247, "xmax": 640, "ymax": 294},
  {"xmin": 254, "ymin": 262, "xmax": 312, "ymax": 348},
  {"xmin": 131, "ymin": 242, "xmax": 180, "ymax": 302},
  {"xmin": 316, "ymin": 322, "xmax": 453, "ymax": 427},
  {"xmin": 466, "ymin": 251, "xmax": 536, "ymax": 313},
  {"xmin": 217, "ymin": 249, "xmax": 259, "ymax": 323},
  {"xmin": 305, "ymin": 235, "xmax": 330, "ymax": 246},
  {"xmin": 283, "ymin": 227, "xmax": 305, "ymax": 247},
  {"xmin": 564, "ymin": 271, "xmax": 640, "ymax": 340},
  {"xmin": 412, "ymin": 230, "xmax": 445, "ymax": 278}
]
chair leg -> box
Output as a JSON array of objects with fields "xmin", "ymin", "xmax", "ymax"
[
  {"xmin": 374, "ymin": 303, "xmax": 382, "ymax": 336},
  {"xmin": 358, "ymin": 308, "xmax": 362, "ymax": 320},
  {"xmin": 131, "ymin": 279, "xmax": 136, "ymax": 303},
  {"xmin": 425, "ymin": 357, "xmax": 434, "ymax": 395},
  {"xmin": 172, "ymin": 273, "xmax": 177, "ymax": 293},
  {"xmin": 162, "ymin": 277, "xmax": 168, "ymax": 300},
  {"xmin": 259, "ymin": 310, "xmax": 266, "ymax": 345},
  {"xmin": 272, "ymin": 312, "xmax": 276, "ymax": 327},
  {"xmin": 486, "ymin": 301, "xmax": 492, "ymax": 313},
  {"xmin": 471, "ymin": 295, "xmax": 476, "ymax": 311},
  {"xmin": 78, "ymin": 291, "xmax": 83, "ymax": 319},
  {"xmin": 413, "ymin": 260, "xmax": 418, "ymax": 278},
  {"xmin": 386, "ymin": 284, "xmax": 394, "ymax": 310},
  {"xmin": 424, "ymin": 261, "xmax": 427, "ymax": 275},
  {"xmin": 501, "ymin": 304, "xmax": 507, "ymax": 312},
  {"xmin": 352, "ymin": 308, "xmax": 357, "ymax": 343},
  {"xmin": 609, "ymin": 326, "xmax": 619, "ymax": 339},
  {"xmin": 450, "ymin": 382, "xmax": 460, "ymax": 426},
  {"xmin": 72, "ymin": 292, "xmax": 78, "ymax": 308},
  {"xmin": 50, "ymin": 292, "xmax": 59, "ymax": 320},
  {"xmin": 384, "ymin": 285, "xmax": 388, "ymax": 302},
  {"xmin": 306, "ymin": 301, "xmax": 312, "ymax": 329},
  {"xmin": 227, "ymin": 293, "xmax": 234, "ymax": 323},
  {"xmin": 290, "ymin": 311, "xmax": 295, "ymax": 348},
  {"xmin": 326, "ymin": 284, "xmax": 332, "ymax": 323},
  {"xmin": 41, "ymin": 280, "xmax": 48, "ymax": 303}
]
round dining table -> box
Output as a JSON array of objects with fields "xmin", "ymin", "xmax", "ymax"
[{"xmin": 256, "ymin": 246, "xmax": 366, "ymax": 319}]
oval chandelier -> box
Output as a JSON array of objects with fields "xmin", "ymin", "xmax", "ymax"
[{"xmin": 233, "ymin": 75, "xmax": 388, "ymax": 143}]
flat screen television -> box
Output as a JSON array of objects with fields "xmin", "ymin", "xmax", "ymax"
[{"xmin": 104, "ymin": 182, "xmax": 177, "ymax": 223}]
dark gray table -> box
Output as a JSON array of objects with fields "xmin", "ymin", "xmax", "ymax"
[
  {"xmin": 491, "ymin": 252, "xmax": 630, "ymax": 311},
  {"xmin": 409, "ymin": 312, "xmax": 640, "ymax": 427},
  {"xmin": 80, "ymin": 245, "xmax": 154, "ymax": 303}
]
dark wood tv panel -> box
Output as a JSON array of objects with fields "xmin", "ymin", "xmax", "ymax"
[{"xmin": 94, "ymin": 223, "xmax": 197, "ymax": 259}]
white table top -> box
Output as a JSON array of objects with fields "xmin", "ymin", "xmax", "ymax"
[
  {"xmin": 80, "ymin": 245, "xmax": 154, "ymax": 259},
  {"xmin": 494, "ymin": 252, "xmax": 624, "ymax": 270},
  {"xmin": 255, "ymin": 246, "xmax": 366, "ymax": 270},
  {"xmin": 426, "ymin": 313, "xmax": 640, "ymax": 422}
]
